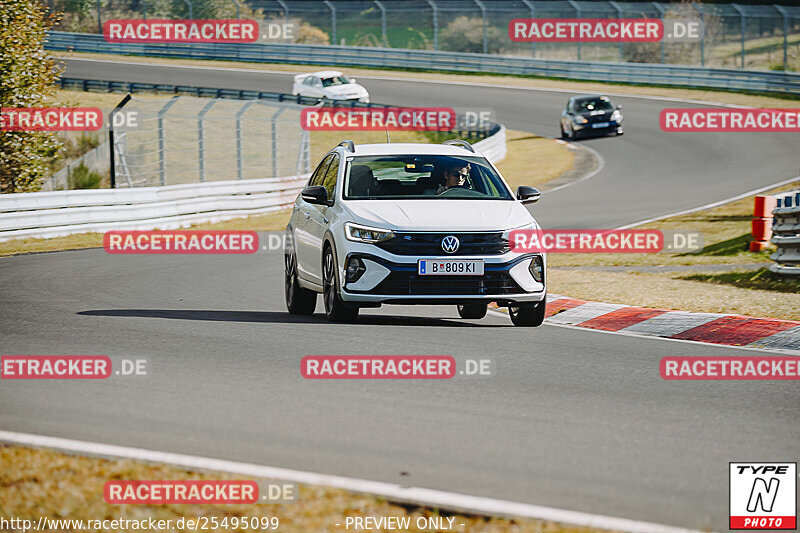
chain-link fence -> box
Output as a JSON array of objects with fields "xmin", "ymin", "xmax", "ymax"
[
  {"xmin": 109, "ymin": 95, "xmax": 309, "ymax": 187},
  {"xmin": 46, "ymin": 1, "xmax": 800, "ymax": 70}
]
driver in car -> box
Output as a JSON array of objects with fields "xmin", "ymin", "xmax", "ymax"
[{"xmin": 424, "ymin": 159, "xmax": 471, "ymax": 195}]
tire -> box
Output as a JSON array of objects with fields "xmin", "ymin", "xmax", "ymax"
[
  {"xmin": 508, "ymin": 298, "xmax": 546, "ymax": 327},
  {"xmin": 560, "ymin": 124, "xmax": 568, "ymax": 140},
  {"xmin": 285, "ymin": 248, "xmax": 316, "ymax": 315},
  {"xmin": 616, "ymin": 127, "xmax": 624, "ymax": 136},
  {"xmin": 322, "ymin": 246, "xmax": 359, "ymax": 322},
  {"xmin": 457, "ymin": 303, "xmax": 487, "ymax": 319}
]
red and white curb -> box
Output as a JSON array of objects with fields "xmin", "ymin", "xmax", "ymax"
[{"xmin": 539, "ymin": 294, "xmax": 800, "ymax": 353}]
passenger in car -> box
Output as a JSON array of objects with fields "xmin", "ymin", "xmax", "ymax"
[{"xmin": 348, "ymin": 165, "xmax": 377, "ymax": 197}]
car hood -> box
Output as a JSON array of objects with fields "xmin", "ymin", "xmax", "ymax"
[
  {"xmin": 343, "ymin": 199, "xmax": 535, "ymax": 232},
  {"xmin": 324, "ymin": 84, "xmax": 367, "ymax": 98}
]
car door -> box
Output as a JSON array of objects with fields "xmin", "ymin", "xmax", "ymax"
[
  {"xmin": 295, "ymin": 154, "xmax": 334, "ymax": 282},
  {"xmin": 305, "ymin": 153, "xmax": 340, "ymax": 283},
  {"xmin": 305, "ymin": 76, "xmax": 324, "ymax": 99}
]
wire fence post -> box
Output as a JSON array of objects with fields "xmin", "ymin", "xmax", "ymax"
[
  {"xmin": 270, "ymin": 108, "xmax": 286, "ymax": 179},
  {"xmin": 474, "ymin": 0, "xmax": 487, "ymax": 55},
  {"xmin": 732, "ymin": 3, "xmax": 746, "ymax": 68},
  {"xmin": 651, "ymin": 2, "xmax": 664, "ymax": 64},
  {"xmin": 108, "ymin": 94, "xmax": 132, "ymax": 189},
  {"xmin": 426, "ymin": 0, "xmax": 438, "ymax": 51},
  {"xmin": 521, "ymin": 0, "xmax": 536, "ymax": 58},
  {"xmin": 323, "ymin": 0, "xmax": 337, "ymax": 45},
  {"xmin": 157, "ymin": 96, "xmax": 179, "ymax": 186},
  {"xmin": 197, "ymin": 99, "xmax": 217, "ymax": 183},
  {"xmin": 374, "ymin": 0, "xmax": 387, "ymax": 47},
  {"xmin": 235, "ymin": 101, "xmax": 255, "ymax": 180},
  {"xmin": 184, "ymin": 0, "xmax": 193, "ymax": 20},
  {"xmin": 568, "ymin": 0, "xmax": 581, "ymax": 60},
  {"xmin": 96, "ymin": 0, "xmax": 101, "ymax": 33},
  {"xmin": 230, "ymin": 0, "xmax": 240, "ymax": 19},
  {"xmin": 609, "ymin": 1, "xmax": 623, "ymax": 62},
  {"xmin": 296, "ymin": 129, "xmax": 310, "ymax": 176},
  {"xmin": 774, "ymin": 5, "xmax": 788, "ymax": 70}
]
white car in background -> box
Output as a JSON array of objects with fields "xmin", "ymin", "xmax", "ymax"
[{"xmin": 292, "ymin": 70, "xmax": 370, "ymax": 103}]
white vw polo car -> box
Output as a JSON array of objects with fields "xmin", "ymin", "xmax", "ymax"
[
  {"xmin": 292, "ymin": 71, "xmax": 369, "ymax": 103},
  {"xmin": 284, "ymin": 140, "xmax": 546, "ymax": 326}
]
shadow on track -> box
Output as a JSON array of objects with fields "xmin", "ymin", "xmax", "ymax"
[{"xmin": 77, "ymin": 309, "xmax": 510, "ymax": 327}]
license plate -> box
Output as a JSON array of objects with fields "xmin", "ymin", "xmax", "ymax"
[
  {"xmin": 418, "ymin": 259, "xmax": 484, "ymax": 276},
  {"xmin": 592, "ymin": 122, "xmax": 610, "ymax": 128}
]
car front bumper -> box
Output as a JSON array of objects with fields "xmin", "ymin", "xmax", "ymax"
[{"xmin": 336, "ymin": 248, "xmax": 546, "ymax": 305}]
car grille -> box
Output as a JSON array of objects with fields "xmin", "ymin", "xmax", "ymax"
[
  {"xmin": 372, "ymin": 271, "xmax": 522, "ymax": 295},
  {"xmin": 587, "ymin": 112, "xmax": 612, "ymax": 124},
  {"xmin": 376, "ymin": 232, "xmax": 508, "ymax": 256}
]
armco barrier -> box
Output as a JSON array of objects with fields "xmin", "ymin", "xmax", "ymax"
[
  {"xmin": 0, "ymin": 124, "xmax": 507, "ymax": 242},
  {"xmin": 46, "ymin": 31, "xmax": 800, "ymax": 95},
  {"xmin": 473, "ymin": 125, "xmax": 506, "ymax": 163},
  {"xmin": 770, "ymin": 191, "xmax": 800, "ymax": 276},
  {"xmin": 0, "ymin": 175, "xmax": 308, "ymax": 242}
]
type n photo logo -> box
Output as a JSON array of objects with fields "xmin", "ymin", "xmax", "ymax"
[{"xmin": 730, "ymin": 463, "xmax": 797, "ymax": 530}]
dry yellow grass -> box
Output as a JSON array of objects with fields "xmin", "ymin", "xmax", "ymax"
[
  {"xmin": 496, "ymin": 131, "xmax": 573, "ymax": 190},
  {"xmin": 546, "ymin": 183, "xmax": 800, "ymax": 320},
  {"xmin": 0, "ymin": 445, "xmax": 608, "ymax": 533},
  {"xmin": 54, "ymin": 51, "xmax": 799, "ymax": 109},
  {"xmin": 548, "ymin": 182, "xmax": 800, "ymax": 268},
  {"xmin": 547, "ymin": 269, "xmax": 799, "ymax": 321}
]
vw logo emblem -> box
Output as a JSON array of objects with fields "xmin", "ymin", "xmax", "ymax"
[{"xmin": 441, "ymin": 235, "xmax": 460, "ymax": 254}]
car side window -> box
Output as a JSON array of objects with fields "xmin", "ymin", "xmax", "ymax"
[
  {"xmin": 303, "ymin": 76, "xmax": 315, "ymax": 86},
  {"xmin": 309, "ymin": 154, "xmax": 334, "ymax": 187},
  {"xmin": 320, "ymin": 154, "xmax": 340, "ymax": 202}
]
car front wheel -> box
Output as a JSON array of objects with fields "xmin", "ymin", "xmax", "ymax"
[
  {"xmin": 508, "ymin": 298, "xmax": 546, "ymax": 327},
  {"xmin": 323, "ymin": 247, "xmax": 359, "ymax": 322}
]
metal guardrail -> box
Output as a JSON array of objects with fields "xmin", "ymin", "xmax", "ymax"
[
  {"xmin": 47, "ymin": 31, "xmax": 800, "ymax": 94},
  {"xmin": 0, "ymin": 175, "xmax": 308, "ymax": 241},
  {"xmin": 770, "ymin": 190, "xmax": 800, "ymax": 276},
  {"xmin": 57, "ymin": 77, "xmax": 500, "ymax": 141}
]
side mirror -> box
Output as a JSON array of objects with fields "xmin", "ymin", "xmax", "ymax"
[
  {"xmin": 517, "ymin": 186, "xmax": 541, "ymax": 204},
  {"xmin": 349, "ymin": 77, "xmax": 357, "ymax": 83},
  {"xmin": 301, "ymin": 185, "xmax": 328, "ymax": 205},
  {"xmin": 616, "ymin": 104, "xmax": 623, "ymax": 110}
]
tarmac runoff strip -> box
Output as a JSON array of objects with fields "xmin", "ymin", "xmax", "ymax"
[
  {"xmin": 518, "ymin": 294, "xmax": 800, "ymax": 353},
  {"xmin": 0, "ymin": 430, "xmax": 701, "ymax": 533}
]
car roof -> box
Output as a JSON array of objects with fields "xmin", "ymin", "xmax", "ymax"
[
  {"xmin": 311, "ymin": 70, "xmax": 344, "ymax": 78},
  {"xmin": 342, "ymin": 143, "xmax": 484, "ymax": 157},
  {"xmin": 572, "ymin": 94, "xmax": 610, "ymax": 101}
]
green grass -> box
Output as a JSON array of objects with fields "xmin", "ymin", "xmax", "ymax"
[{"xmin": 681, "ymin": 268, "xmax": 800, "ymax": 294}]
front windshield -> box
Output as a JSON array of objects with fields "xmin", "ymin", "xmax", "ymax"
[
  {"xmin": 321, "ymin": 76, "xmax": 351, "ymax": 87},
  {"xmin": 344, "ymin": 154, "xmax": 514, "ymax": 200},
  {"xmin": 575, "ymin": 97, "xmax": 613, "ymax": 112}
]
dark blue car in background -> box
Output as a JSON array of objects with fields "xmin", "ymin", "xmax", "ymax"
[{"xmin": 560, "ymin": 95, "xmax": 624, "ymax": 140}]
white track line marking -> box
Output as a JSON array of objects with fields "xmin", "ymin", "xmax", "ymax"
[
  {"xmin": 544, "ymin": 141, "xmax": 606, "ymax": 193},
  {"xmin": 0, "ymin": 429, "xmax": 699, "ymax": 533},
  {"xmin": 616, "ymin": 175, "xmax": 800, "ymax": 229},
  {"xmin": 65, "ymin": 57, "xmax": 757, "ymax": 108}
]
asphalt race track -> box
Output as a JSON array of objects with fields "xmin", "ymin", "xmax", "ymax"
[{"xmin": 0, "ymin": 57, "xmax": 798, "ymax": 531}]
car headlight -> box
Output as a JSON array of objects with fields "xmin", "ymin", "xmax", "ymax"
[
  {"xmin": 529, "ymin": 255, "xmax": 544, "ymax": 283},
  {"xmin": 611, "ymin": 110, "xmax": 622, "ymax": 121},
  {"xmin": 503, "ymin": 223, "xmax": 539, "ymax": 252},
  {"xmin": 573, "ymin": 115, "xmax": 588, "ymax": 124},
  {"xmin": 345, "ymin": 222, "xmax": 395, "ymax": 243}
]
